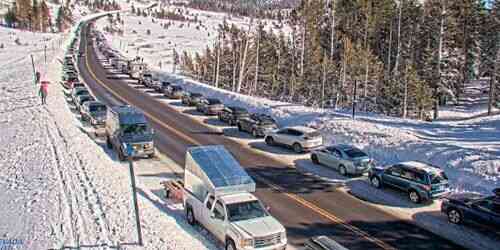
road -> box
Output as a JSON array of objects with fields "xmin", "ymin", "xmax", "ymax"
[{"xmin": 77, "ymin": 21, "xmax": 464, "ymax": 250}]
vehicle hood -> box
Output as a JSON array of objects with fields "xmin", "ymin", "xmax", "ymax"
[
  {"xmin": 446, "ymin": 192, "xmax": 483, "ymax": 203},
  {"xmin": 231, "ymin": 216, "xmax": 284, "ymax": 238}
]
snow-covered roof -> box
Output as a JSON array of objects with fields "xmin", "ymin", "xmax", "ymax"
[
  {"xmin": 219, "ymin": 192, "xmax": 258, "ymax": 205},
  {"xmin": 401, "ymin": 161, "xmax": 441, "ymax": 172},
  {"xmin": 287, "ymin": 126, "xmax": 317, "ymax": 133}
]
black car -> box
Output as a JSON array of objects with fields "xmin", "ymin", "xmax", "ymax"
[
  {"xmin": 159, "ymin": 81, "xmax": 171, "ymax": 94},
  {"xmin": 305, "ymin": 236, "xmax": 349, "ymax": 250},
  {"xmin": 181, "ymin": 92, "xmax": 204, "ymax": 106},
  {"xmin": 441, "ymin": 188, "xmax": 500, "ymax": 228},
  {"xmin": 165, "ymin": 85, "xmax": 184, "ymax": 99},
  {"xmin": 196, "ymin": 98, "xmax": 224, "ymax": 115},
  {"xmin": 218, "ymin": 106, "xmax": 250, "ymax": 126},
  {"xmin": 237, "ymin": 113, "xmax": 278, "ymax": 137}
]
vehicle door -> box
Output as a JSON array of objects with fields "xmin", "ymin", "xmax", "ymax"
[
  {"xmin": 206, "ymin": 199, "xmax": 227, "ymax": 242},
  {"xmin": 285, "ymin": 129, "xmax": 302, "ymax": 146},
  {"xmin": 324, "ymin": 147, "xmax": 342, "ymax": 169},
  {"xmin": 274, "ymin": 129, "xmax": 290, "ymax": 144},
  {"xmin": 381, "ymin": 165, "xmax": 405, "ymax": 189},
  {"xmin": 398, "ymin": 168, "xmax": 417, "ymax": 191},
  {"xmin": 201, "ymin": 194, "xmax": 215, "ymax": 228}
]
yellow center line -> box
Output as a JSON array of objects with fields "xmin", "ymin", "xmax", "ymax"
[{"xmin": 81, "ymin": 24, "xmax": 395, "ymax": 250}]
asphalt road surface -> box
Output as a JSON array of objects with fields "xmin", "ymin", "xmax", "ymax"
[{"xmin": 77, "ymin": 21, "xmax": 464, "ymax": 250}]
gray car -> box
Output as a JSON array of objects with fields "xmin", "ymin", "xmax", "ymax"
[{"xmin": 311, "ymin": 145, "xmax": 373, "ymax": 176}]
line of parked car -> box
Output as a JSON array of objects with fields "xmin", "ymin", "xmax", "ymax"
[{"xmin": 96, "ymin": 31, "xmax": 500, "ymax": 232}]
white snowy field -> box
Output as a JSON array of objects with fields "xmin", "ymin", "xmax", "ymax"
[{"xmin": 0, "ymin": 17, "xmax": 219, "ymax": 250}]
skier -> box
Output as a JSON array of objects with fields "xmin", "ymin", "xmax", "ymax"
[{"xmin": 39, "ymin": 81, "xmax": 49, "ymax": 105}]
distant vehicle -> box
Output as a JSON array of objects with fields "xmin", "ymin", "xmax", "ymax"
[
  {"xmin": 183, "ymin": 145, "xmax": 287, "ymax": 250},
  {"xmin": 139, "ymin": 72, "xmax": 153, "ymax": 86},
  {"xmin": 71, "ymin": 87, "xmax": 89, "ymax": 103},
  {"xmin": 441, "ymin": 189, "xmax": 500, "ymax": 227},
  {"xmin": 369, "ymin": 161, "xmax": 451, "ymax": 203},
  {"xmin": 237, "ymin": 113, "xmax": 278, "ymax": 138},
  {"xmin": 105, "ymin": 105, "xmax": 155, "ymax": 161},
  {"xmin": 196, "ymin": 98, "xmax": 224, "ymax": 115},
  {"xmin": 158, "ymin": 81, "xmax": 171, "ymax": 93},
  {"xmin": 304, "ymin": 236, "xmax": 349, "ymax": 250},
  {"xmin": 264, "ymin": 126, "xmax": 323, "ymax": 153},
  {"xmin": 311, "ymin": 145, "xmax": 373, "ymax": 176},
  {"xmin": 181, "ymin": 92, "xmax": 204, "ymax": 106},
  {"xmin": 81, "ymin": 101, "xmax": 107, "ymax": 126},
  {"xmin": 165, "ymin": 85, "xmax": 184, "ymax": 99},
  {"xmin": 62, "ymin": 79, "xmax": 82, "ymax": 89},
  {"xmin": 75, "ymin": 94, "xmax": 95, "ymax": 112},
  {"xmin": 218, "ymin": 106, "xmax": 250, "ymax": 126}
]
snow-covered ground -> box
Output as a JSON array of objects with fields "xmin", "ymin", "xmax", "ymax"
[
  {"xmin": 0, "ymin": 11, "xmax": 221, "ymax": 250},
  {"xmin": 92, "ymin": 9, "xmax": 500, "ymax": 249}
]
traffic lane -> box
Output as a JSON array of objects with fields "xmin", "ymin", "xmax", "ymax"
[{"xmin": 81, "ymin": 24, "xmax": 462, "ymax": 250}]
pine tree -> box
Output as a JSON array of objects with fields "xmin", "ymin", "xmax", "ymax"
[
  {"xmin": 16, "ymin": 0, "xmax": 32, "ymax": 29},
  {"xmin": 4, "ymin": 8, "xmax": 17, "ymax": 28},
  {"xmin": 31, "ymin": 0, "xmax": 39, "ymax": 31},
  {"xmin": 40, "ymin": 0, "xmax": 50, "ymax": 32}
]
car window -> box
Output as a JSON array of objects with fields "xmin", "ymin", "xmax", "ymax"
[
  {"xmin": 213, "ymin": 201, "xmax": 225, "ymax": 220},
  {"xmin": 429, "ymin": 171, "xmax": 448, "ymax": 184},
  {"xmin": 206, "ymin": 195, "xmax": 215, "ymax": 210},
  {"xmin": 333, "ymin": 149, "xmax": 342, "ymax": 158},
  {"xmin": 387, "ymin": 166, "xmax": 403, "ymax": 177},
  {"xmin": 344, "ymin": 148, "xmax": 367, "ymax": 158},
  {"xmin": 277, "ymin": 129, "xmax": 288, "ymax": 134},
  {"xmin": 290, "ymin": 130, "xmax": 303, "ymax": 136}
]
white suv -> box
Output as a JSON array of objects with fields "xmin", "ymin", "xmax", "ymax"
[{"xmin": 264, "ymin": 126, "xmax": 323, "ymax": 153}]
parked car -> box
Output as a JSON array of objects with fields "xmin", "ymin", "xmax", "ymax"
[
  {"xmin": 196, "ymin": 98, "xmax": 224, "ymax": 115},
  {"xmin": 62, "ymin": 79, "xmax": 82, "ymax": 89},
  {"xmin": 441, "ymin": 188, "xmax": 500, "ymax": 228},
  {"xmin": 165, "ymin": 85, "xmax": 184, "ymax": 99},
  {"xmin": 159, "ymin": 81, "xmax": 171, "ymax": 93},
  {"xmin": 264, "ymin": 126, "xmax": 323, "ymax": 153},
  {"xmin": 218, "ymin": 106, "xmax": 250, "ymax": 126},
  {"xmin": 311, "ymin": 145, "xmax": 373, "ymax": 176},
  {"xmin": 81, "ymin": 101, "xmax": 107, "ymax": 126},
  {"xmin": 71, "ymin": 87, "xmax": 89, "ymax": 103},
  {"xmin": 304, "ymin": 236, "xmax": 349, "ymax": 250},
  {"xmin": 369, "ymin": 161, "xmax": 451, "ymax": 203},
  {"xmin": 150, "ymin": 77, "xmax": 161, "ymax": 90},
  {"xmin": 181, "ymin": 92, "xmax": 204, "ymax": 106},
  {"xmin": 75, "ymin": 94, "xmax": 95, "ymax": 112},
  {"xmin": 237, "ymin": 113, "xmax": 278, "ymax": 137}
]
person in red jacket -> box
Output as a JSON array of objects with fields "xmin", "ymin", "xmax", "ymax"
[{"xmin": 39, "ymin": 81, "xmax": 49, "ymax": 105}]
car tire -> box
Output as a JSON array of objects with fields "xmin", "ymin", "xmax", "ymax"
[
  {"xmin": 118, "ymin": 148, "xmax": 126, "ymax": 162},
  {"xmin": 311, "ymin": 154, "xmax": 320, "ymax": 164},
  {"xmin": 408, "ymin": 189, "xmax": 421, "ymax": 204},
  {"xmin": 149, "ymin": 152, "xmax": 155, "ymax": 159},
  {"xmin": 165, "ymin": 189, "xmax": 171, "ymax": 199},
  {"xmin": 265, "ymin": 136, "xmax": 275, "ymax": 146},
  {"xmin": 370, "ymin": 176, "xmax": 381, "ymax": 188},
  {"xmin": 293, "ymin": 143, "xmax": 303, "ymax": 153},
  {"xmin": 225, "ymin": 239, "xmax": 236, "ymax": 250},
  {"xmin": 447, "ymin": 209, "xmax": 462, "ymax": 224},
  {"xmin": 339, "ymin": 165, "xmax": 347, "ymax": 176},
  {"xmin": 106, "ymin": 136, "xmax": 112, "ymax": 149},
  {"xmin": 186, "ymin": 207, "xmax": 196, "ymax": 225}
]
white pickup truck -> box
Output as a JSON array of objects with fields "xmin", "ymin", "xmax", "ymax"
[{"xmin": 183, "ymin": 146, "xmax": 287, "ymax": 250}]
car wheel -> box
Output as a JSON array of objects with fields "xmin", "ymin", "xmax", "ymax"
[
  {"xmin": 370, "ymin": 176, "xmax": 381, "ymax": 188},
  {"xmin": 186, "ymin": 207, "xmax": 196, "ymax": 225},
  {"xmin": 165, "ymin": 189, "xmax": 171, "ymax": 199},
  {"xmin": 447, "ymin": 209, "xmax": 462, "ymax": 224},
  {"xmin": 293, "ymin": 143, "xmax": 303, "ymax": 153},
  {"xmin": 339, "ymin": 165, "xmax": 347, "ymax": 176},
  {"xmin": 117, "ymin": 149, "xmax": 126, "ymax": 162},
  {"xmin": 106, "ymin": 137, "xmax": 112, "ymax": 149},
  {"xmin": 252, "ymin": 129, "xmax": 258, "ymax": 138},
  {"xmin": 311, "ymin": 154, "xmax": 319, "ymax": 164},
  {"xmin": 265, "ymin": 137, "xmax": 275, "ymax": 146},
  {"xmin": 408, "ymin": 189, "xmax": 421, "ymax": 204},
  {"xmin": 225, "ymin": 239, "xmax": 236, "ymax": 250}
]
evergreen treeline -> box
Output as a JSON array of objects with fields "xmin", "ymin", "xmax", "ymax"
[
  {"xmin": 4, "ymin": 0, "xmax": 55, "ymax": 32},
  {"xmin": 180, "ymin": 0, "xmax": 500, "ymax": 120}
]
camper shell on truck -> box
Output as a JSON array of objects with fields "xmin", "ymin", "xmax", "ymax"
[
  {"xmin": 183, "ymin": 145, "xmax": 287, "ymax": 250},
  {"xmin": 105, "ymin": 105, "xmax": 155, "ymax": 161}
]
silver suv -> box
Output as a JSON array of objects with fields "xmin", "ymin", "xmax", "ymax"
[
  {"xmin": 311, "ymin": 145, "xmax": 373, "ymax": 176},
  {"xmin": 264, "ymin": 126, "xmax": 323, "ymax": 153}
]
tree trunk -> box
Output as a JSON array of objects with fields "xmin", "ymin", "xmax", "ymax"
[
  {"xmin": 435, "ymin": 3, "xmax": 446, "ymax": 120},
  {"xmin": 254, "ymin": 30, "xmax": 260, "ymax": 95},
  {"xmin": 215, "ymin": 35, "xmax": 221, "ymax": 88},
  {"xmin": 237, "ymin": 35, "xmax": 250, "ymax": 93},
  {"xmin": 394, "ymin": 0, "xmax": 403, "ymax": 77},
  {"xmin": 387, "ymin": 19, "xmax": 393, "ymax": 79}
]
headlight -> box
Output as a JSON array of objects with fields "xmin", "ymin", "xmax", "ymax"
[
  {"xmin": 239, "ymin": 238, "xmax": 253, "ymax": 248},
  {"xmin": 281, "ymin": 231, "xmax": 287, "ymax": 243},
  {"xmin": 144, "ymin": 143, "xmax": 153, "ymax": 149}
]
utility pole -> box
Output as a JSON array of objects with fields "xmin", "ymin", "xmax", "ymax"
[
  {"xmin": 30, "ymin": 55, "xmax": 37, "ymax": 85},
  {"xmin": 352, "ymin": 80, "xmax": 357, "ymax": 119},
  {"xmin": 126, "ymin": 145, "xmax": 143, "ymax": 246},
  {"xmin": 44, "ymin": 45, "xmax": 47, "ymax": 64}
]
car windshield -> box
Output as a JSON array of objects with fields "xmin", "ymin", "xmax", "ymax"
[
  {"xmin": 122, "ymin": 123, "xmax": 149, "ymax": 136},
  {"xmin": 89, "ymin": 105, "xmax": 106, "ymax": 112},
  {"xmin": 227, "ymin": 200, "xmax": 268, "ymax": 222},
  {"xmin": 429, "ymin": 171, "xmax": 448, "ymax": 184},
  {"xmin": 77, "ymin": 90, "xmax": 89, "ymax": 96},
  {"xmin": 345, "ymin": 148, "xmax": 367, "ymax": 158},
  {"xmin": 305, "ymin": 131, "xmax": 321, "ymax": 138},
  {"xmin": 192, "ymin": 94, "xmax": 203, "ymax": 98},
  {"xmin": 208, "ymin": 99, "xmax": 221, "ymax": 104}
]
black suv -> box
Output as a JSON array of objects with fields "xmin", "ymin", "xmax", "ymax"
[
  {"xmin": 237, "ymin": 113, "xmax": 278, "ymax": 137},
  {"xmin": 181, "ymin": 92, "xmax": 204, "ymax": 106},
  {"xmin": 158, "ymin": 81, "xmax": 170, "ymax": 93},
  {"xmin": 218, "ymin": 106, "xmax": 250, "ymax": 126}
]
